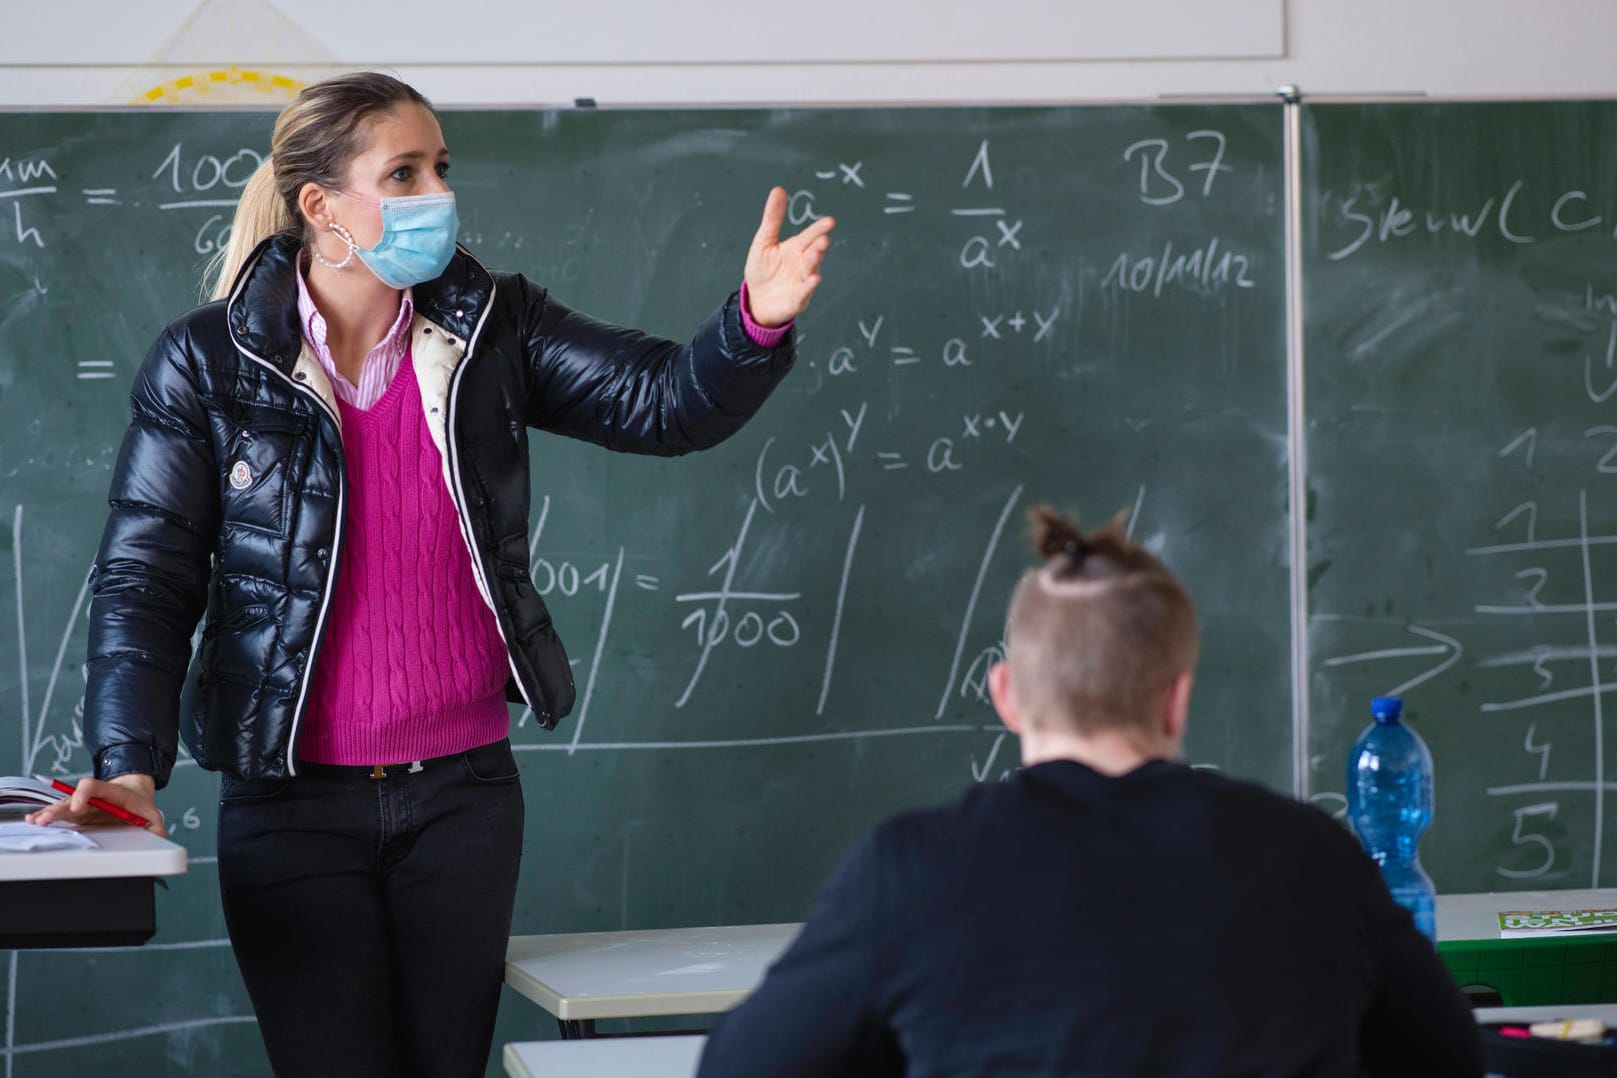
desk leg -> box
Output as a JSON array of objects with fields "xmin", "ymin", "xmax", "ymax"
[{"xmin": 558, "ymin": 1019, "xmax": 597, "ymax": 1039}]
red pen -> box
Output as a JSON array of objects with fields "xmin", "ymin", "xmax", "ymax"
[{"xmin": 37, "ymin": 776, "xmax": 151, "ymax": 828}]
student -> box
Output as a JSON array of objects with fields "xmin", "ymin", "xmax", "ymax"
[
  {"xmin": 697, "ymin": 507, "xmax": 1483, "ymax": 1077},
  {"xmin": 29, "ymin": 71, "xmax": 832, "ymax": 1077}
]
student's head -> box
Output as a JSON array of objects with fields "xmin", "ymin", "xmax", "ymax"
[
  {"xmin": 207, "ymin": 72, "xmax": 444, "ymax": 298},
  {"xmin": 989, "ymin": 506, "xmax": 1199, "ymax": 761}
]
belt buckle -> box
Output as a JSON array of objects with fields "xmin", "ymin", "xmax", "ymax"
[
  {"xmin": 370, "ymin": 764, "xmax": 385, "ymax": 780},
  {"xmin": 370, "ymin": 761, "xmax": 424, "ymax": 780}
]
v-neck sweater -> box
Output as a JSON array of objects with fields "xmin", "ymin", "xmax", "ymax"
[{"xmin": 298, "ymin": 346, "xmax": 511, "ymax": 765}]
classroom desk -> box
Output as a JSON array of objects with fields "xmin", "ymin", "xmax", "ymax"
[
  {"xmin": 504, "ymin": 923, "xmax": 799, "ymax": 1038},
  {"xmin": 1474, "ymin": 1002, "xmax": 1617, "ymax": 1024},
  {"xmin": 505, "ymin": 1005, "xmax": 1617, "ymax": 1078},
  {"xmin": 1438, "ymin": 889, "xmax": 1617, "ymax": 1007},
  {"xmin": 503, "ymin": 1035, "xmax": 705, "ymax": 1078},
  {"xmin": 0, "ymin": 824, "xmax": 187, "ymax": 948},
  {"xmin": 1438, "ymin": 889, "xmax": 1617, "ymax": 942},
  {"xmin": 502, "ymin": 894, "xmax": 1617, "ymax": 1040},
  {"xmin": 1473, "ymin": 1003, "xmax": 1617, "ymax": 1076}
]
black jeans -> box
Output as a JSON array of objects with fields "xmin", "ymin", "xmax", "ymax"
[{"xmin": 217, "ymin": 738, "xmax": 525, "ymax": 1078}]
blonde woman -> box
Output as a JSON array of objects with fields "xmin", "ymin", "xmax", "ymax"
[{"xmin": 32, "ymin": 71, "xmax": 833, "ymax": 1076}]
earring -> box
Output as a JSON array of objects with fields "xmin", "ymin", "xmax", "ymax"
[{"xmin": 311, "ymin": 222, "xmax": 357, "ymax": 270}]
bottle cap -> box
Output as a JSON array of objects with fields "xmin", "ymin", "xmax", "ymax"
[{"xmin": 1370, "ymin": 696, "xmax": 1403, "ymax": 722}]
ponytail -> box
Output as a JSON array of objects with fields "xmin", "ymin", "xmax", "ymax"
[
  {"xmin": 1029, "ymin": 505, "xmax": 1144, "ymax": 584},
  {"xmin": 1031, "ymin": 505, "xmax": 1090, "ymax": 563},
  {"xmin": 206, "ymin": 157, "xmax": 295, "ymax": 300}
]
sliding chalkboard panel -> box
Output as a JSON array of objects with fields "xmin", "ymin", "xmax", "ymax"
[
  {"xmin": 1304, "ymin": 101, "xmax": 1617, "ymax": 897},
  {"xmin": 0, "ymin": 103, "xmax": 1286, "ymax": 1074}
]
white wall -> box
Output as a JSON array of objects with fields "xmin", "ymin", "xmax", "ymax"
[{"xmin": 3, "ymin": 0, "xmax": 1617, "ymax": 106}]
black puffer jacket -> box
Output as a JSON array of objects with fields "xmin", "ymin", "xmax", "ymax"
[{"xmin": 86, "ymin": 234, "xmax": 794, "ymax": 786}]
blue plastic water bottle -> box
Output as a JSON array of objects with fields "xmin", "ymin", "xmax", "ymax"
[{"xmin": 1346, "ymin": 696, "xmax": 1437, "ymax": 941}]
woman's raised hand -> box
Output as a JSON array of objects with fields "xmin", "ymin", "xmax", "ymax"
[{"xmin": 743, "ymin": 186, "xmax": 836, "ymax": 328}]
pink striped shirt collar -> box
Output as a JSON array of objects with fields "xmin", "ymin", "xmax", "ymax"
[{"xmin": 294, "ymin": 255, "xmax": 415, "ymax": 411}]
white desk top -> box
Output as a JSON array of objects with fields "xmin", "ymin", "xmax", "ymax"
[
  {"xmin": 1475, "ymin": 1002, "xmax": 1617, "ymax": 1025},
  {"xmin": 503, "ymin": 895, "xmax": 1617, "ymax": 1025},
  {"xmin": 505, "ymin": 923, "xmax": 800, "ymax": 1020},
  {"xmin": 505, "ymin": 1007, "xmax": 1617, "ymax": 1076},
  {"xmin": 0, "ymin": 825, "xmax": 187, "ymax": 882},
  {"xmin": 1437, "ymin": 888, "xmax": 1617, "ymax": 943},
  {"xmin": 503, "ymin": 1036, "xmax": 705, "ymax": 1078}
]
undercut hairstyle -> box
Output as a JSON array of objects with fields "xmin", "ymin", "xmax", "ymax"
[
  {"xmin": 1002, "ymin": 505, "xmax": 1199, "ymax": 734},
  {"xmin": 206, "ymin": 71, "xmax": 435, "ymax": 300}
]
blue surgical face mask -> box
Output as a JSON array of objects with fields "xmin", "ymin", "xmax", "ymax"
[{"xmin": 334, "ymin": 191, "xmax": 460, "ymax": 289}]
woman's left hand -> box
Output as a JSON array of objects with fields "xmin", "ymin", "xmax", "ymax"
[{"xmin": 744, "ymin": 186, "xmax": 836, "ymax": 328}]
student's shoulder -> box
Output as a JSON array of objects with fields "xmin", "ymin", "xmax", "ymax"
[
  {"xmin": 869, "ymin": 799, "xmax": 960, "ymax": 852},
  {"xmin": 1190, "ymin": 765, "xmax": 1361, "ymax": 848},
  {"xmin": 871, "ymin": 771, "xmax": 1038, "ymax": 852}
]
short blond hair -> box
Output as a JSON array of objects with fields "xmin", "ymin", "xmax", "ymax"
[{"xmin": 1003, "ymin": 506, "xmax": 1199, "ymax": 733}]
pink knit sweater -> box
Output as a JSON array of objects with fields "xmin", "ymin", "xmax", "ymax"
[{"xmin": 298, "ymin": 348, "xmax": 512, "ymax": 765}]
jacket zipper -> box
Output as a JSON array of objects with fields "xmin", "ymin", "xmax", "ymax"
[
  {"xmin": 224, "ymin": 246, "xmax": 347, "ymax": 778},
  {"xmin": 439, "ymin": 269, "xmax": 545, "ymax": 721},
  {"xmin": 224, "ymin": 245, "xmax": 548, "ymax": 770}
]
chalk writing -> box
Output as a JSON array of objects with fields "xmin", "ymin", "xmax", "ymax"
[
  {"xmin": 751, "ymin": 417, "xmax": 858, "ymax": 511},
  {"xmin": 1319, "ymin": 624, "xmax": 1463, "ymax": 698},
  {"xmin": 151, "ymin": 142, "xmax": 261, "ymax": 200},
  {"xmin": 1121, "ymin": 130, "xmax": 1231, "ymax": 206},
  {"xmin": 979, "ymin": 307, "xmax": 1061, "ymax": 341},
  {"xmin": 1101, "ymin": 237, "xmax": 1257, "ymax": 296},
  {"xmin": 675, "ymin": 500, "xmax": 804, "ymax": 708},
  {"xmin": 1313, "ymin": 177, "xmax": 1617, "ymax": 260},
  {"xmin": 970, "ymin": 731, "xmax": 1013, "ymax": 783},
  {"xmin": 10, "ymin": 505, "xmax": 92, "ymax": 778},
  {"xmin": 1497, "ymin": 802, "xmax": 1560, "ymax": 880}
]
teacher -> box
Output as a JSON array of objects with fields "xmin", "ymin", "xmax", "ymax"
[{"xmin": 30, "ymin": 70, "xmax": 833, "ymax": 1077}]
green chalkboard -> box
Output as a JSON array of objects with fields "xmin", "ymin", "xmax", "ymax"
[
  {"xmin": 0, "ymin": 103, "xmax": 1288, "ymax": 1074},
  {"xmin": 1304, "ymin": 101, "xmax": 1617, "ymax": 897}
]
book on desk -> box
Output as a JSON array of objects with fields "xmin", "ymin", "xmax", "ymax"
[
  {"xmin": 0, "ymin": 775, "xmax": 62, "ymax": 809},
  {"xmin": 1499, "ymin": 909, "xmax": 1617, "ymax": 940}
]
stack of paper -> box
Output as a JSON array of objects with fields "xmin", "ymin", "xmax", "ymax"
[{"xmin": 0, "ymin": 821, "xmax": 98, "ymax": 853}]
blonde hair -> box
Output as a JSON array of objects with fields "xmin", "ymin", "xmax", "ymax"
[
  {"xmin": 206, "ymin": 72, "xmax": 434, "ymax": 300},
  {"xmin": 1002, "ymin": 506, "xmax": 1199, "ymax": 734}
]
